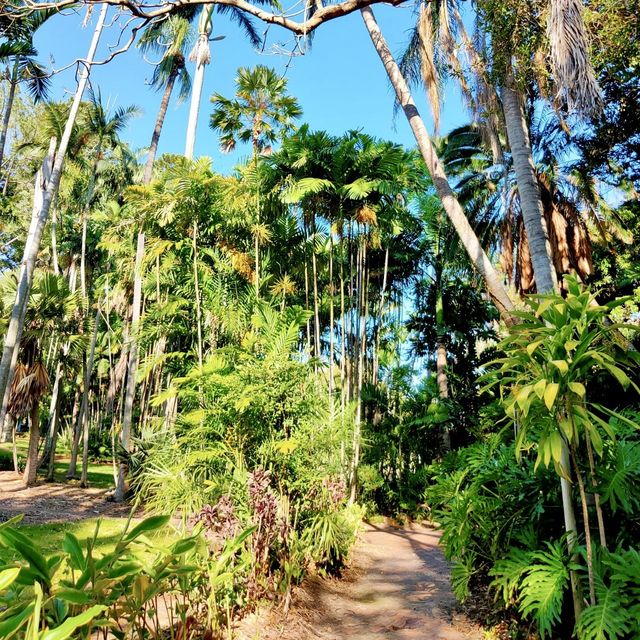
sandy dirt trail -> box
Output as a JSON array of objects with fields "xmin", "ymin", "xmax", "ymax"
[{"xmin": 239, "ymin": 522, "xmax": 483, "ymax": 640}]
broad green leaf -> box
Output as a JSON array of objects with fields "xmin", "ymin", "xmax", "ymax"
[
  {"xmin": 601, "ymin": 363, "xmax": 631, "ymax": 389},
  {"xmin": 62, "ymin": 534, "xmax": 85, "ymax": 571},
  {"xmin": 0, "ymin": 604, "xmax": 35, "ymax": 639},
  {"xmin": 53, "ymin": 588, "xmax": 91, "ymax": 605},
  {"xmin": 123, "ymin": 515, "xmax": 170, "ymax": 541},
  {"xmin": 41, "ymin": 605, "xmax": 107, "ymax": 640},
  {"xmin": 544, "ymin": 383, "xmax": 559, "ymax": 410}
]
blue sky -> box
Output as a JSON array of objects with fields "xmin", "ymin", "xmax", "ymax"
[{"xmin": 33, "ymin": 4, "xmax": 467, "ymax": 174}]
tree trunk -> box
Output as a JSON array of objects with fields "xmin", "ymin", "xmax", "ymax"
[
  {"xmin": 0, "ymin": 59, "xmax": 18, "ymax": 171},
  {"xmin": 360, "ymin": 6, "xmax": 515, "ymax": 324},
  {"xmin": 80, "ymin": 307, "xmax": 101, "ymax": 487},
  {"xmin": 328, "ymin": 238, "xmax": 335, "ymax": 405},
  {"xmin": 23, "ymin": 406, "xmax": 41, "ymax": 487},
  {"xmin": 501, "ymin": 74, "xmax": 557, "ymax": 294},
  {"xmin": 144, "ymin": 65, "xmax": 178, "ymax": 184},
  {"xmin": 311, "ymin": 228, "xmax": 321, "ymax": 360},
  {"xmin": 349, "ymin": 238, "xmax": 367, "ymax": 504},
  {"xmin": 501, "ymin": 70, "xmax": 582, "ymax": 618},
  {"xmin": 0, "ymin": 5, "xmax": 108, "ymax": 438},
  {"xmin": 193, "ymin": 222, "xmax": 203, "ymax": 368},
  {"xmin": 184, "ymin": 7, "xmax": 212, "ymax": 160},
  {"xmin": 66, "ymin": 357, "xmax": 85, "ymax": 479},
  {"xmin": 114, "ymin": 230, "xmax": 145, "ymax": 502}
]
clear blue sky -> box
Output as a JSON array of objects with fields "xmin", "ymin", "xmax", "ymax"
[{"xmin": 34, "ymin": 4, "xmax": 467, "ymax": 174}]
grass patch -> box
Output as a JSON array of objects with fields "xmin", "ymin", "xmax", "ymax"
[
  {"xmin": 0, "ymin": 517, "xmax": 181, "ymax": 563},
  {"xmin": 0, "ymin": 437, "xmax": 114, "ymax": 489}
]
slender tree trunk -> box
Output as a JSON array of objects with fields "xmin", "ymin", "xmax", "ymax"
[
  {"xmin": 311, "ymin": 224, "xmax": 321, "ymax": 360},
  {"xmin": 41, "ymin": 360, "xmax": 62, "ymax": 467},
  {"xmin": 501, "ymin": 71, "xmax": 582, "ymax": 618},
  {"xmin": 144, "ymin": 66, "xmax": 178, "ymax": 184},
  {"xmin": 193, "ymin": 222, "xmax": 203, "ymax": 368},
  {"xmin": 184, "ymin": 7, "xmax": 212, "ymax": 160},
  {"xmin": 45, "ymin": 364, "xmax": 63, "ymax": 481},
  {"xmin": 66, "ymin": 357, "xmax": 85, "ymax": 479},
  {"xmin": 373, "ymin": 245, "xmax": 389, "ymax": 384},
  {"xmin": 0, "ymin": 5, "xmax": 108, "ymax": 438},
  {"xmin": 51, "ymin": 203, "xmax": 60, "ymax": 275},
  {"xmin": 80, "ymin": 307, "xmax": 100, "ymax": 487},
  {"xmin": 501, "ymin": 74, "xmax": 557, "ymax": 293},
  {"xmin": 23, "ymin": 406, "xmax": 41, "ymax": 487},
  {"xmin": 0, "ymin": 59, "xmax": 18, "ymax": 171},
  {"xmin": 360, "ymin": 6, "xmax": 515, "ymax": 324},
  {"xmin": 329, "ymin": 238, "xmax": 335, "ymax": 404},
  {"xmin": 349, "ymin": 238, "xmax": 367, "ymax": 504},
  {"xmin": 115, "ymin": 230, "xmax": 145, "ymax": 501}
]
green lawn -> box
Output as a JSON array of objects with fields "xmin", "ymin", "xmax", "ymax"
[
  {"xmin": 0, "ymin": 517, "xmax": 181, "ymax": 564},
  {"xmin": 0, "ymin": 436, "xmax": 114, "ymax": 489}
]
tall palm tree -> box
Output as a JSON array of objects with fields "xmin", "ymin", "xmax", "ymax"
[
  {"xmin": 66, "ymin": 91, "xmax": 139, "ymax": 479},
  {"xmin": 0, "ymin": 8, "xmax": 56, "ymax": 170},
  {"xmin": 184, "ymin": 3, "xmax": 265, "ymax": 159},
  {"xmin": 138, "ymin": 15, "xmax": 192, "ymax": 184},
  {"xmin": 0, "ymin": 3, "xmax": 109, "ymax": 443},
  {"xmin": 210, "ymin": 65, "xmax": 302, "ymax": 297},
  {"xmin": 210, "ymin": 65, "xmax": 302, "ymax": 156},
  {"xmin": 359, "ymin": 7, "xmax": 516, "ymax": 324}
]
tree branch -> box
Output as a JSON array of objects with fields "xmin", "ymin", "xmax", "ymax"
[{"xmin": 9, "ymin": 0, "xmax": 409, "ymax": 34}]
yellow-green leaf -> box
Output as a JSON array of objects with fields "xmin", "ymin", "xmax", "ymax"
[
  {"xmin": 549, "ymin": 431, "xmax": 563, "ymax": 464},
  {"xmin": 0, "ymin": 567, "xmax": 20, "ymax": 591},
  {"xmin": 568, "ymin": 382, "xmax": 586, "ymax": 397},
  {"xmin": 544, "ymin": 383, "xmax": 559, "ymax": 410},
  {"xmin": 551, "ymin": 360, "xmax": 569, "ymax": 375},
  {"xmin": 527, "ymin": 341, "xmax": 543, "ymax": 356},
  {"xmin": 533, "ymin": 379, "xmax": 547, "ymax": 399},
  {"xmin": 564, "ymin": 340, "xmax": 579, "ymax": 352}
]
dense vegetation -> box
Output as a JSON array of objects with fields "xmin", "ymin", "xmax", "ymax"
[{"xmin": 0, "ymin": 0, "xmax": 639, "ymax": 638}]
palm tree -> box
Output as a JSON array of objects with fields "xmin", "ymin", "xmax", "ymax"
[
  {"xmin": 184, "ymin": 3, "xmax": 265, "ymax": 159},
  {"xmin": 138, "ymin": 15, "xmax": 192, "ymax": 184},
  {"xmin": 358, "ymin": 7, "xmax": 516, "ymax": 324},
  {"xmin": 210, "ymin": 65, "xmax": 302, "ymax": 297},
  {"xmin": 210, "ymin": 65, "xmax": 302, "ymax": 156},
  {"xmin": 0, "ymin": 8, "xmax": 56, "ymax": 170},
  {"xmin": 0, "ymin": 3, "xmax": 109, "ymax": 443}
]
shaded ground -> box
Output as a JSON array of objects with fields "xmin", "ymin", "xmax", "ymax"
[
  {"xmin": 0, "ymin": 471, "xmax": 132, "ymax": 524},
  {"xmin": 238, "ymin": 522, "xmax": 483, "ymax": 639}
]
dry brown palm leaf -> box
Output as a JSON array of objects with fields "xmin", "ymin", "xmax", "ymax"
[
  {"xmin": 355, "ymin": 205, "xmax": 378, "ymax": 226},
  {"xmin": 418, "ymin": 2, "xmax": 441, "ymax": 132},
  {"xmin": 516, "ymin": 220, "xmax": 536, "ymax": 294},
  {"xmin": 547, "ymin": 0, "xmax": 603, "ymax": 117},
  {"xmin": 9, "ymin": 362, "xmax": 49, "ymax": 416}
]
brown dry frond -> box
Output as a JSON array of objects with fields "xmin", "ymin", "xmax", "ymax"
[
  {"xmin": 355, "ymin": 205, "xmax": 378, "ymax": 226},
  {"xmin": 9, "ymin": 362, "xmax": 50, "ymax": 416},
  {"xmin": 547, "ymin": 0, "xmax": 602, "ymax": 117},
  {"xmin": 418, "ymin": 2, "xmax": 441, "ymax": 132}
]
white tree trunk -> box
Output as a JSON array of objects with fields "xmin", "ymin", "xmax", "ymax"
[
  {"xmin": 184, "ymin": 7, "xmax": 212, "ymax": 160},
  {"xmin": 0, "ymin": 4, "xmax": 108, "ymax": 441},
  {"xmin": 501, "ymin": 74, "xmax": 557, "ymax": 293},
  {"xmin": 360, "ymin": 7, "xmax": 515, "ymax": 324},
  {"xmin": 114, "ymin": 230, "xmax": 145, "ymax": 502},
  {"xmin": 80, "ymin": 307, "xmax": 101, "ymax": 487}
]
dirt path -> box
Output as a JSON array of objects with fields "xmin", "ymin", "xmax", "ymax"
[
  {"xmin": 238, "ymin": 522, "xmax": 483, "ymax": 639},
  {"xmin": 0, "ymin": 471, "xmax": 132, "ymax": 524}
]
